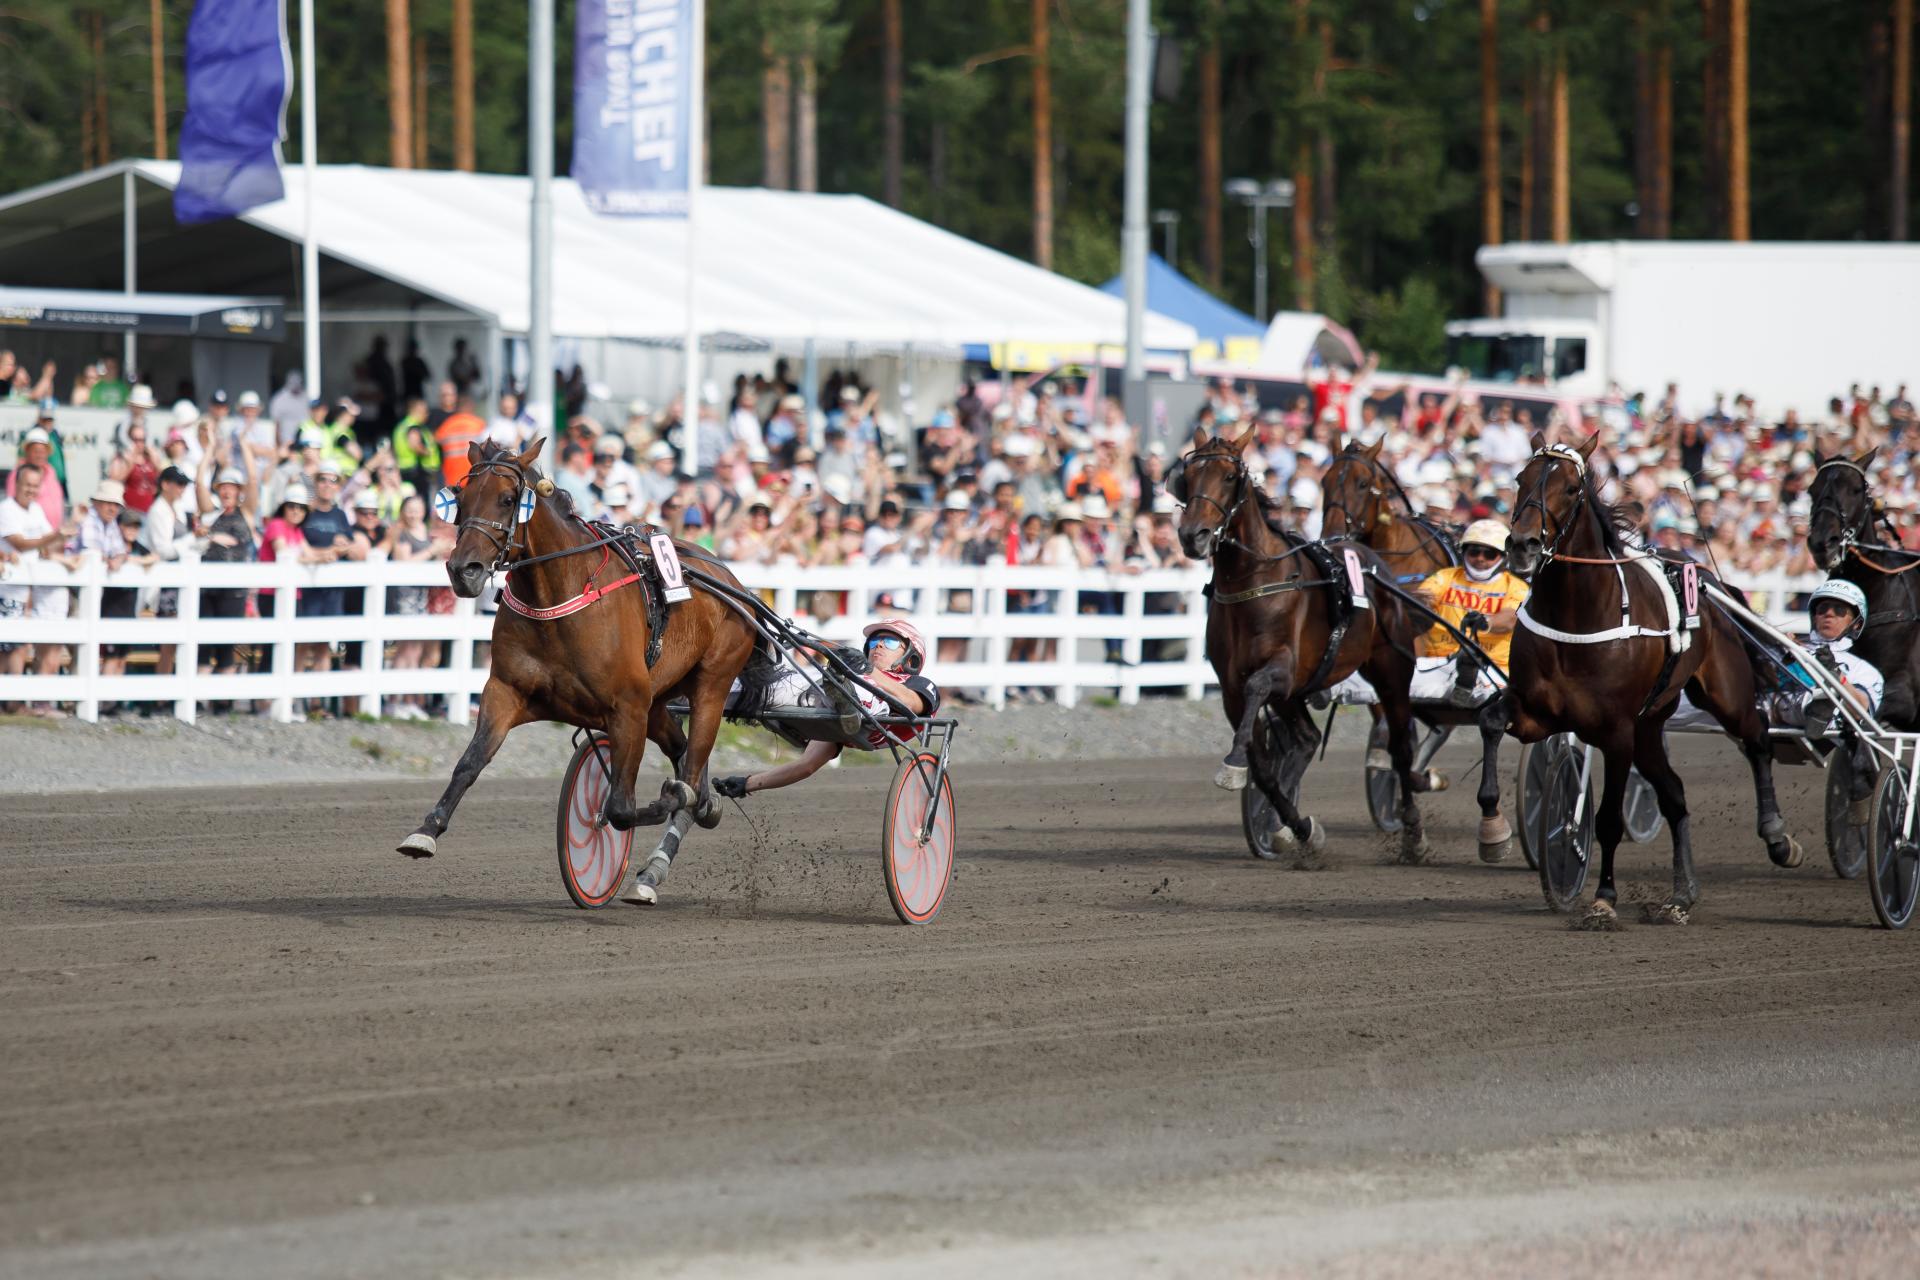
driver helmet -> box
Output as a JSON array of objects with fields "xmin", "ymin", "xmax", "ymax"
[
  {"xmin": 863, "ymin": 619, "xmax": 927, "ymax": 674},
  {"xmin": 1460, "ymin": 518, "xmax": 1510, "ymax": 557},
  {"xmin": 1808, "ymin": 578, "xmax": 1868, "ymax": 636}
]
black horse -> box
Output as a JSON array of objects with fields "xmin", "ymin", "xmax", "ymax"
[{"xmin": 1807, "ymin": 449, "xmax": 1920, "ymax": 728}]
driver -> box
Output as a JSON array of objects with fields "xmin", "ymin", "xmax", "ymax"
[
  {"xmin": 715, "ymin": 620, "xmax": 941, "ymax": 797},
  {"xmin": 1332, "ymin": 518, "xmax": 1528, "ymax": 711},
  {"xmin": 1795, "ymin": 579, "xmax": 1882, "ymax": 732}
]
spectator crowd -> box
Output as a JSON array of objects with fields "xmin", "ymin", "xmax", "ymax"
[{"xmin": 2, "ymin": 335, "xmax": 1916, "ymax": 719}]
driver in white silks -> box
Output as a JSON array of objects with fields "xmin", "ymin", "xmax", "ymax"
[
  {"xmin": 1330, "ymin": 518, "xmax": 1531, "ymax": 720},
  {"xmin": 1669, "ymin": 578, "xmax": 1883, "ymax": 734}
]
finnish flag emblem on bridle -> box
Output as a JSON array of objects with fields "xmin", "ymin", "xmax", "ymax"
[{"xmin": 433, "ymin": 486, "xmax": 460, "ymax": 524}]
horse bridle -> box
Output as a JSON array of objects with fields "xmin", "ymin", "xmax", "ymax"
[
  {"xmin": 1810, "ymin": 456, "xmax": 1874, "ymax": 561},
  {"xmin": 1320, "ymin": 451, "xmax": 1390, "ymax": 538},
  {"xmin": 450, "ymin": 457, "xmax": 533, "ymax": 575},
  {"xmin": 1179, "ymin": 446, "xmax": 1253, "ymax": 553},
  {"xmin": 1512, "ymin": 444, "xmax": 1590, "ymax": 566}
]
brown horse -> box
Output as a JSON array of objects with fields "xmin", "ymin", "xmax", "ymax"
[
  {"xmin": 399, "ymin": 439, "xmax": 766, "ymax": 904},
  {"xmin": 1176, "ymin": 425, "xmax": 1433, "ymax": 862},
  {"xmin": 1483, "ymin": 434, "xmax": 1799, "ymax": 924},
  {"xmin": 1318, "ymin": 437, "xmax": 1459, "ymax": 584}
]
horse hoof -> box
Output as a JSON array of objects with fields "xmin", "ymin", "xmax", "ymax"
[
  {"xmin": 1424, "ymin": 769, "xmax": 1450, "ymax": 793},
  {"xmin": 1305, "ymin": 816, "xmax": 1328, "ymax": 855},
  {"xmin": 1640, "ymin": 901, "xmax": 1691, "ymax": 925},
  {"xmin": 622, "ymin": 857, "xmax": 670, "ymax": 906},
  {"xmin": 622, "ymin": 879, "xmax": 658, "ymax": 906},
  {"xmin": 397, "ymin": 832, "xmax": 437, "ymax": 859},
  {"xmin": 692, "ymin": 792, "xmax": 723, "ymax": 830},
  {"xmin": 1214, "ymin": 763, "xmax": 1249, "ymax": 791},
  {"xmin": 1477, "ymin": 837, "xmax": 1513, "ymax": 865},
  {"xmin": 1397, "ymin": 831, "xmax": 1432, "ymax": 865},
  {"xmin": 1850, "ymin": 797, "xmax": 1872, "ymax": 827},
  {"xmin": 660, "ymin": 779, "xmax": 698, "ymax": 812},
  {"xmin": 1571, "ymin": 900, "xmax": 1623, "ymax": 932},
  {"xmin": 1768, "ymin": 834, "xmax": 1805, "ymax": 869}
]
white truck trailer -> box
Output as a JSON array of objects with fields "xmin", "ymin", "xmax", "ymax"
[{"xmin": 1447, "ymin": 241, "xmax": 1920, "ymax": 417}]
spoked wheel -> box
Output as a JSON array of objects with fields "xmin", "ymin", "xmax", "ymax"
[
  {"xmin": 1825, "ymin": 747, "xmax": 1868, "ymax": 881},
  {"xmin": 555, "ymin": 734, "xmax": 633, "ymax": 909},
  {"xmin": 1866, "ymin": 763, "xmax": 1920, "ymax": 930},
  {"xmin": 882, "ymin": 751, "xmax": 956, "ymax": 925},
  {"xmin": 1515, "ymin": 741, "xmax": 1551, "ymax": 871},
  {"xmin": 1622, "ymin": 768, "xmax": 1664, "ymax": 845},
  {"xmin": 1365, "ymin": 720, "xmax": 1403, "ymax": 835},
  {"xmin": 1535, "ymin": 735, "xmax": 1597, "ymax": 913}
]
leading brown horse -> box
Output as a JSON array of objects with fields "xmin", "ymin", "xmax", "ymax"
[
  {"xmin": 1176, "ymin": 425, "xmax": 1433, "ymax": 862},
  {"xmin": 1483, "ymin": 434, "xmax": 1799, "ymax": 924},
  {"xmin": 399, "ymin": 439, "xmax": 766, "ymax": 903}
]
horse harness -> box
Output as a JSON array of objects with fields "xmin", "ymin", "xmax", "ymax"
[
  {"xmin": 451, "ymin": 458, "xmax": 675, "ymax": 667},
  {"xmin": 1812, "ymin": 455, "xmax": 1920, "ymax": 631},
  {"xmin": 1322, "ymin": 448, "xmax": 1461, "ymax": 583}
]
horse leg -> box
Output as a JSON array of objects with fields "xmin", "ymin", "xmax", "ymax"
[
  {"xmin": 1215, "ymin": 655, "xmax": 1293, "ymax": 791},
  {"xmin": 1258, "ymin": 702, "xmax": 1324, "ymax": 851},
  {"xmin": 1575, "ymin": 738, "xmax": 1634, "ymax": 929},
  {"xmin": 1375, "ymin": 683, "xmax": 1429, "ymax": 864},
  {"xmin": 1244, "ymin": 705, "xmax": 1291, "ymax": 855},
  {"xmin": 1687, "ymin": 665, "xmax": 1802, "ymax": 868},
  {"xmin": 671, "ymin": 664, "xmax": 734, "ymax": 831},
  {"xmin": 1631, "ymin": 717, "xmax": 1698, "ymax": 921},
  {"xmin": 398, "ymin": 679, "xmax": 530, "ymax": 857},
  {"xmin": 1475, "ymin": 693, "xmax": 1515, "ymax": 863}
]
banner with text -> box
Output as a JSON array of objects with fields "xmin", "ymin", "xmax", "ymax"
[{"xmin": 572, "ymin": 0, "xmax": 695, "ymax": 216}]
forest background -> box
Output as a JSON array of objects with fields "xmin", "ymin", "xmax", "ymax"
[{"xmin": 2, "ymin": 0, "xmax": 1914, "ymax": 369}]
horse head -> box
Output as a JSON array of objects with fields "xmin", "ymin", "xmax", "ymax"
[
  {"xmin": 1319, "ymin": 437, "xmax": 1390, "ymax": 541},
  {"xmin": 1507, "ymin": 432, "xmax": 1600, "ymax": 577},
  {"xmin": 1174, "ymin": 424, "xmax": 1254, "ymax": 561},
  {"xmin": 445, "ymin": 436, "xmax": 547, "ymax": 598},
  {"xmin": 1808, "ymin": 448, "xmax": 1878, "ymax": 573}
]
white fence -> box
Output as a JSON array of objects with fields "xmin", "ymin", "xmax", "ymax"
[
  {"xmin": 0, "ymin": 554, "xmax": 1827, "ymax": 726},
  {"xmin": 0, "ymin": 556, "xmax": 1213, "ymax": 722}
]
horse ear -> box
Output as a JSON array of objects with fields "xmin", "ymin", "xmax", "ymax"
[
  {"xmin": 1363, "ymin": 436, "xmax": 1385, "ymax": 462},
  {"xmin": 1856, "ymin": 447, "xmax": 1879, "ymax": 469},
  {"xmin": 1529, "ymin": 430, "xmax": 1547, "ymax": 453},
  {"xmin": 1813, "ymin": 448, "xmax": 1828, "ymax": 468},
  {"xmin": 467, "ymin": 439, "xmax": 487, "ymax": 466},
  {"xmin": 1190, "ymin": 424, "xmax": 1210, "ymax": 450},
  {"xmin": 516, "ymin": 435, "xmax": 547, "ymax": 469},
  {"xmin": 1577, "ymin": 432, "xmax": 1602, "ymax": 461},
  {"xmin": 1228, "ymin": 423, "xmax": 1257, "ymax": 453}
]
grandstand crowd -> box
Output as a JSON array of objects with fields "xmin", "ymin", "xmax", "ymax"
[{"xmin": 2, "ymin": 345, "xmax": 1914, "ymax": 716}]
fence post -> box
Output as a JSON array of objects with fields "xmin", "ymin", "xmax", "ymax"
[
  {"xmin": 985, "ymin": 574, "xmax": 1009, "ymax": 709},
  {"xmin": 173, "ymin": 557, "xmax": 201, "ymax": 724},
  {"xmin": 1119, "ymin": 580, "xmax": 1145, "ymax": 705},
  {"xmin": 269, "ymin": 564, "xmax": 298, "ymax": 723},
  {"xmin": 1186, "ymin": 577, "xmax": 1208, "ymax": 699},
  {"xmin": 361, "ymin": 566, "xmax": 386, "ymax": 717},
  {"xmin": 447, "ymin": 591, "xmax": 477, "ymax": 726},
  {"xmin": 73, "ymin": 555, "xmax": 103, "ymax": 723}
]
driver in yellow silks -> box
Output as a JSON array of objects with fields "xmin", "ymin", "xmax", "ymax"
[{"xmin": 1410, "ymin": 518, "xmax": 1531, "ymax": 706}]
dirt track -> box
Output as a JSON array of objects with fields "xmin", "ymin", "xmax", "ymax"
[{"xmin": 4, "ymin": 739, "xmax": 1919, "ymax": 1278}]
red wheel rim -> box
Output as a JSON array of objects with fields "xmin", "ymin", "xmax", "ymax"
[
  {"xmin": 884, "ymin": 752, "xmax": 954, "ymax": 924},
  {"xmin": 561, "ymin": 740, "xmax": 631, "ymax": 907}
]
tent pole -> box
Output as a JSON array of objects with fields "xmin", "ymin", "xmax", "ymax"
[
  {"xmin": 123, "ymin": 169, "xmax": 137, "ymax": 379},
  {"xmin": 529, "ymin": 0, "xmax": 554, "ymax": 436},
  {"xmin": 300, "ymin": 0, "xmax": 320, "ymax": 399},
  {"xmin": 802, "ymin": 337, "xmax": 819, "ymax": 449}
]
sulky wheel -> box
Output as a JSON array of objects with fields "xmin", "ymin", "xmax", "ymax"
[
  {"xmin": 882, "ymin": 751, "xmax": 956, "ymax": 925},
  {"xmin": 1242, "ymin": 784, "xmax": 1282, "ymax": 860},
  {"xmin": 1622, "ymin": 767, "xmax": 1665, "ymax": 845},
  {"xmin": 1535, "ymin": 734, "xmax": 1597, "ymax": 913},
  {"xmin": 1866, "ymin": 763, "xmax": 1920, "ymax": 930},
  {"xmin": 1824, "ymin": 747, "xmax": 1868, "ymax": 881},
  {"xmin": 555, "ymin": 734, "xmax": 634, "ymax": 909},
  {"xmin": 1514, "ymin": 739, "xmax": 1552, "ymax": 871},
  {"xmin": 1365, "ymin": 719, "xmax": 1403, "ymax": 835}
]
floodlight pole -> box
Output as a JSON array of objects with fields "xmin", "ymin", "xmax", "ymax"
[
  {"xmin": 300, "ymin": 0, "xmax": 319, "ymax": 398},
  {"xmin": 528, "ymin": 0, "xmax": 554, "ymax": 437},
  {"xmin": 679, "ymin": 0, "xmax": 708, "ymax": 478},
  {"xmin": 1120, "ymin": 0, "xmax": 1149, "ymax": 384}
]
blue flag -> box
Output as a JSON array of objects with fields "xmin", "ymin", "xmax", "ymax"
[
  {"xmin": 573, "ymin": 0, "xmax": 696, "ymax": 216},
  {"xmin": 175, "ymin": 0, "xmax": 291, "ymax": 225}
]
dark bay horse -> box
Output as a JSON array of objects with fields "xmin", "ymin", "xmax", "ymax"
[
  {"xmin": 1808, "ymin": 449, "xmax": 1920, "ymax": 728},
  {"xmin": 1318, "ymin": 437, "xmax": 1459, "ymax": 584},
  {"xmin": 1484, "ymin": 436, "xmax": 1799, "ymax": 924},
  {"xmin": 399, "ymin": 439, "xmax": 766, "ymax": 901},
  {"xmin": 1176, "ymin": 426, "xmax": 1432, "ymax": 862}
]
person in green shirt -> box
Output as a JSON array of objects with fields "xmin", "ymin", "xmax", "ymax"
[
  {"xmin": 321, "ymin": 399, "xmax": 365, "ymax": 477},
  {"xmin": 88, "ymin": 357, "xmax": 130, "ymax": 409},
  {"xmin": 391, "ymin": 395, "xmax": 441, "ymax": 495}
]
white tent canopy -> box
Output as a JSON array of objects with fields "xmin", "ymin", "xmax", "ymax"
[{"xmin": 92, "ymin": 161, "xmax": 1195, "ymax": 351}]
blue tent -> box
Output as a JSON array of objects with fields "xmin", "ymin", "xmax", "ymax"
[{"xmin": 1099, "ymin": 253, "xmax": 1263, "ymax": 348}]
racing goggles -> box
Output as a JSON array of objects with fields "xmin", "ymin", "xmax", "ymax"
[{"xmin": 866, "ymin": 635, "xmax": 907, "ymax": 655}]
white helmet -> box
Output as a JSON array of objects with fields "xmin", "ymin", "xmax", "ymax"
[
  {"xmin": 1808, "ymin": 579, "xmax": 1868, "ymax": 630},
  {"xmin": 1461, "ymin": 518, "xmax": 1510, "ymax": 555},
  {"xmin": 863, "ymin": 619, "xmax": 927, "ymax": 674}
]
